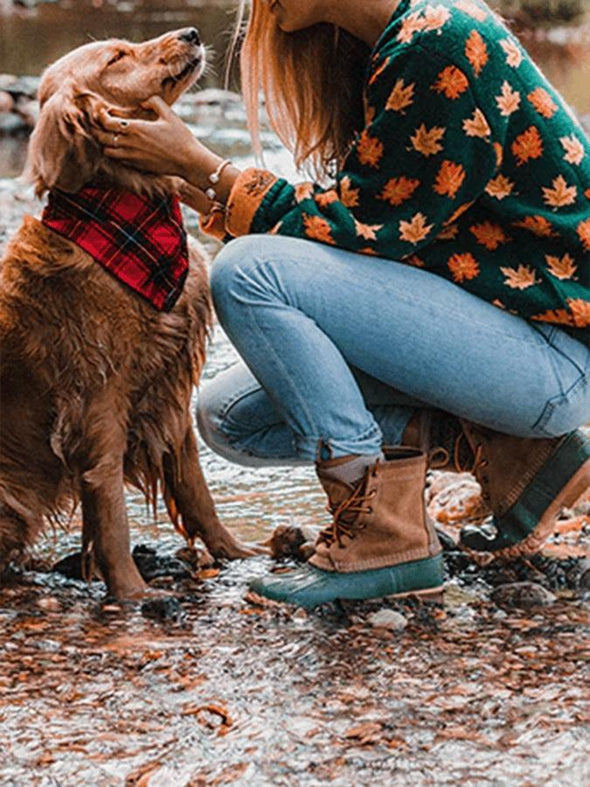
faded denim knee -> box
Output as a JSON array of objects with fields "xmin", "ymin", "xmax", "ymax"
[{"xmin": 210, "ymin": 235, "xmax": 276, "ymax": 329}]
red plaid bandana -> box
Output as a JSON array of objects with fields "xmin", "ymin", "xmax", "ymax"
[{"xmin": 41, "ymin": 185, "xmax": 188, "ymax": 311}]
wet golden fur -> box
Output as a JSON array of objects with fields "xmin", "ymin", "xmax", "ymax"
[{"xmin": 0, "ymin": 31, "xmax": 250, "ymax": 599}]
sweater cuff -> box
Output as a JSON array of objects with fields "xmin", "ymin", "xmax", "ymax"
[
  {"xmin": 225, "ymin": 168, "xmax": 278, "ymax": 237},
  {"xmin": 198, "ymin": 205, "xmax": 227, "ymax": 241}
]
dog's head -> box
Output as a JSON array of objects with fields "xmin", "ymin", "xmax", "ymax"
[{"xmin": 25, "ymin": 29, "xmax": 205, "ymax": 196}]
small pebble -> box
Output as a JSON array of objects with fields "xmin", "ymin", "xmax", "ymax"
[
  {"xmin": 367, "ymin": 609, "xmax": 408, "ymax": 631},
  {"xmin": 490, "ymin": 581, "xmax": 557, "ymax": 609},
  {"xmin": 37, "ymin": 596, "xmax": 61, "ymax": 612}
]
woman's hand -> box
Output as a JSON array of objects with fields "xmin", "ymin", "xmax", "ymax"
[{"xmin": 96, "ymin": 95, "xmax": 209, "ymax": 181}]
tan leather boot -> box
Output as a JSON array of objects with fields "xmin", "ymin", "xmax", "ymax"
[
  {"xmin": 310, "ymin": 448, "xmax": 441, "ymax": 572},
  {"xmin": 249, "ymin": 448, "xmax": 444, "ymax": 608},
  {"xmin": 459, "ymin": 422, "xmax": 590, "ymax": 557}
]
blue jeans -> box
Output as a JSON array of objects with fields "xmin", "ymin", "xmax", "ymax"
[{"xmin": 197, "ymin": 235, "xmax": 590, "ymax": 465}]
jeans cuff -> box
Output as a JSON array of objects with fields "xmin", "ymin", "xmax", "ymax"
[{"xmin": 295, "ymin": 425, "xmax": 384, "ymax": 462}]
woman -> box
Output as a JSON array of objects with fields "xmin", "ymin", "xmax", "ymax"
[{"xmin": 98, "ymin": 0, "xmax": 590, "ymax": 608}]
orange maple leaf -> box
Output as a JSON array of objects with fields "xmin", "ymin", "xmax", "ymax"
[
  {"xmin": 542, "ymin": 175, "xmax": 577, "ymax": 209},
  {"xmin": 368, "ymin": 57, "xmax": 390, "ymax": 86},
  {"xmin": 448, "ymin": 252, "xmax": 480, "ymax": 282},
  {"xmin": 365, "ymin": 104, "xmax": 376, "ymax": 125},
  {"xmin": 500, "ymin": 264, "xmax": 538, "ymax": 290},
  {"xmin": 295, "ymin": 183, "xmax": 314, "ymax": 202},
  {"xmin": 407, "ymin": 254, "xmax": 426, "ymax": 267},
  {"xmin": 530, "ymin": 308, "xmax": 572, "ymax": 326},
  {"xmin": 495, "ymin": 80, "xmax": 521, "ymax": 116},
  {"xmin": 577, "ymin": 218, "xmax": 590, "ymax": 250},
  {"xmin": 354, "ymin": 219, "xmax": 383, "ymax": 241},
  {"xmin": 560, "ymin": 135, "xmax": 585, "ymax": 166},
  {"xmin": 410, "ymin": 124, "xmax": 446, "ymax": 156},
  {"xmin": 315, "ymin": 190, "xmax": 339, "ymax": 208},
  {"xmin": 433, "ymin": 160, "xmax": 466, "ymax": 199},
  {"xmin": 470, "ymin": 221, "xmax": 510, "ymax": 250},
  {"xmin": 528, "ymin": 87, "xmax": 558, "ymax": 119},
  {"xmin": 456, "ymin": 0, "xmax": 487, "ymax": 21},
  {"xmin": 378, "ymin": 176, "xmax": 421, "ymax": 206},
  {"xmin": 511, "ymin": 126, "xmax": 543, "ymax": 166},
  {"xmin": 586, "ymin": 188, "xmax": 590, "ymax": 200},
  {"xmin": 462, "ymin": 108, "xmax": 491, "ymax": 138},
  {"xmin": 386, "ymin": 78, "xmax": 416, "ymax": 113},
  {"xmin": 432, "ymin": 65, "xmax": 469, "ymax": 100},
  {"xmin": 545, "ymin": 253, "xmax": 577, "ymax": 280},
  {"xmin": 303, "ymin": 214, "xmax": 335, "ymax": 245},
  {"xmin": 465, "ymin": 30, "xmax": 489, "ymax": 76},
  {"xmin": 356, "ymin": 130, "xmax": 384, "ymax": 168},
  {"xmin": 485, "ymin": 174, "xmax": 515, "ymax": 200},
  {"xmin": 359, "ymin": 247, "xmax": 378, "ymax": 256},
  {"xmin": 568, "ymin": 298, "xmax": 590, "ymax": 327},
  {"xmin": 513, "ymin": 215, "xmax": 556, "ymax": 238},
  {"xmin": 397, "ymin": 11, "xmax": 425, "ymax": 44},
  {"xmin": 422, "ymin": 5, "xmax": 451, "ymax": 32},
  {"xmin": 500, "ymin": 38, "xmax": 523, "ymax": 68},
  {"xmin": 339, "ymin": 177, "xmax": 360, "ymax": 208},
  {"xmin": 399, "ymin": 212, "xmax": 434, "ymax": 245}
]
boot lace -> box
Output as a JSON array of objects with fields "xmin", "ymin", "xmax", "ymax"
[{"xmin": 318, "ymin": 475, "xmax": 377, "ymax": 549}]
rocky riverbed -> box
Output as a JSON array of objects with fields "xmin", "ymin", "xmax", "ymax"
[{"xmin": 1, "ymin": 20, "xmax": 590, "ymax": 786}]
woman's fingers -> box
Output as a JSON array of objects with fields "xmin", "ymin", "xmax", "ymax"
[
  {"xmin": 140, "ymin": 95, "xmax": 171, "ymax": 118},
  {"xmin": 97, "ymin": 107, "xmax": 132, "ymax": 132}
]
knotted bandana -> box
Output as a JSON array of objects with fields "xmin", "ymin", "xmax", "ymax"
[{"xmin": 42, "ymin": 185, "xmax": 188, "ymax": 311}]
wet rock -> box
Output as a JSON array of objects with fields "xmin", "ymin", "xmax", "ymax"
[
  {"xmin": 192, "ymin": 88, "xmax": 242, "ymax": 107},
  {"xmin": 0, "ymin": 91, "xmax": 14, "ymax": 113},
  {"xmin": 14, "ymin": 95, "xmax": 38, "ymax": 127},
  {"xmin": 140, "ymin": 594, "xmax": 184, "ymax": 623},
  {"xmin": 0, "ymin": 113, "xmax": 28, "ymax": 135},
  {"xmin": 36, "ymin": 596, "xmax": 62, "ymax": 612},
  {"xmin": 578, "ymin": 559, "xmax": 590, "ymax": 590},
  {"xmin": 132, "ymin": 544, "xmax": 193, "ymax": 581},
  {"xmin": 491, "ymin": 581, "xmax": 557, "ymax": 609},
  {"xmin": 265, "ymin": 524, "xmax": 317, "ymax": 562},
  {"xmin": 367, "ymin": 609, "xmax": 408, "ymax": 631},
  {"xmin": 51, "ymin": 552, "xmax": 84, "ymax": 580},
  {"xmin": 435, "ymin": 528, "xmax": 457, "ymax": 552}
]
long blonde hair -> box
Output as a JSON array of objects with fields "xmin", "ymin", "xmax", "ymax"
[{"xmin": 233, "ymin": 1, "xmax": 370, "ymax": 179}]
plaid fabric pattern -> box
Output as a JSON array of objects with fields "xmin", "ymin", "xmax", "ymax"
[{"xmin": 41, "ymin": 185, "xmax": 189, "ymax": 311}]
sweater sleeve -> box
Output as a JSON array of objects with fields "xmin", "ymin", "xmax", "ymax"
[{"xmin": 218, "ymin": 44, "xmax": 499, "ymax": 261}]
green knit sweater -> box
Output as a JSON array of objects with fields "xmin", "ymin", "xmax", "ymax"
[{"xmin": 212, "ymin": 0, "xmax": 590, "ymax": 344}]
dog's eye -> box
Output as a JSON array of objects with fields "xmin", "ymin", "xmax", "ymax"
[{"xmin": 107, "ymin": 51, "xmax": 127, "ymax": 67}]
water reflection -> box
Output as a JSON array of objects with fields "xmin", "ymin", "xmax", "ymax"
[{"xmin": 0, "ymin": 0, "xmax": 238, "ymax": 81}]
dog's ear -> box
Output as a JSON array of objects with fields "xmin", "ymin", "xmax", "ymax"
[{"xmin": 23, "ymin": 83, "xmax": 102, "ymax": 197}]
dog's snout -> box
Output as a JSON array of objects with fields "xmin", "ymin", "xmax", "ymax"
[{"xmin": 179, "ymin": 28, "xmax": 201, "ymax": 46}]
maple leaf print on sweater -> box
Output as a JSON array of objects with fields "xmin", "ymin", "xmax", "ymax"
[{"xmin": 206, "ymin": 0, "xmax": 590, "ymax": 343}]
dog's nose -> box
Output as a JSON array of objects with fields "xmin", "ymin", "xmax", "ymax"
[{"xmin": 179, "ymin": 28, "xmax": 201, "ymax": 46}]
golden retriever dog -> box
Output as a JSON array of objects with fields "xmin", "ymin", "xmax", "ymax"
[{"xmin": 0, "ymin": 29, "xmax": 252, "ymax": 601}]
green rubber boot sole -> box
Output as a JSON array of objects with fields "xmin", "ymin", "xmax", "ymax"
[
  {"xmin": 460, "ymin": 431, "xmax": 590, "ymax": 555},
  {"xmin": 248, "ymin": 554, "xmax": 444, "ymax": 609}
]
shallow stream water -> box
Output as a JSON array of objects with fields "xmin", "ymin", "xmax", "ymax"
[{"xmin": 0, "ymin": 2, "xmax": 589, "ymax": 784}]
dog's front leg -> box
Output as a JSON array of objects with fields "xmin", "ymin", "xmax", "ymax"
[
  {"xmin": 81, "ymin": 458, "xmax": 147, "ymax": 600},
  {"xmin": 163, "ymin": 428, "xmax": 257, "ymax": 560}
]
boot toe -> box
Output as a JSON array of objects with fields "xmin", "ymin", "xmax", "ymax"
[{"xmin": 459, "ymin": 521, "xmax": 522, "ymax": 552}]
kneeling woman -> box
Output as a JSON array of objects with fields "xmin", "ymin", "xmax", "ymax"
[{"xmin": 100, "ymin": 0, "xmax": 590, "ymax": 608}]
